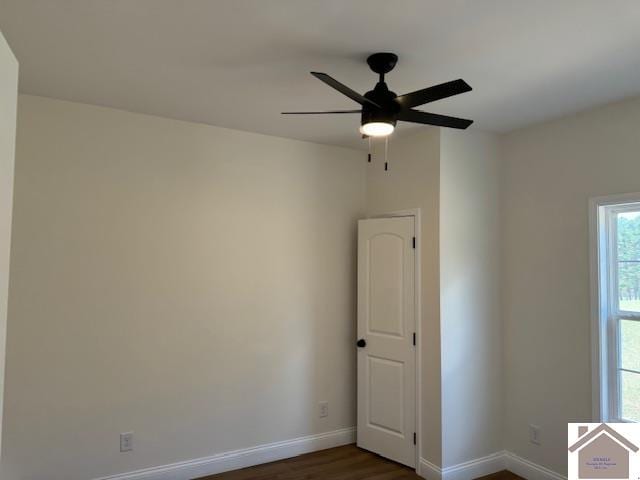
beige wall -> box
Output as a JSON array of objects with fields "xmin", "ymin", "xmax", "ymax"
[
  {"xmin": 10, "ymin": 84, "xmax": 638, "ymax": 479},
  {"xmin": 502, "ymin": 96, "xmax": 640, "ymax": 474},
  {"xmin": 440, "ymin": 130, "xmax": 502, "ymax": 468},
  {"xmin": 3, "ymin": 95, "xmax": 365, "ymax": 480},
  {"xmin": 365, "ymin": 129, "xmax": 442, "ymax": 465},
  {"xmin": 0, "ymin": 29, "xmax": 18, "ymax": 461}
]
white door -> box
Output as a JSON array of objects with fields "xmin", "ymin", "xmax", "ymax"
[{"xmin": 357, "ymin": 216, "xmax": 416, "ymax": 467}]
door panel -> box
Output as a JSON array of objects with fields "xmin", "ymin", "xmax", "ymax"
[
  {"xmin": 357, "ymin": 216, "xmax": 416, "ymax": 468},
  {"xmin": 369, "ymin": 233, "xmax": 404, "ymax": 337},
  {"xmin": 369, "ymin": 356, "xmax": 405, "ymax": 434}
]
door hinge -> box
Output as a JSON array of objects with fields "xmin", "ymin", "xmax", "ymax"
[
  {"xmin": 412, "ymin": 236, "xmax": 416, "ymax": 249},
  {"xmin": 413, "ymin": 332, "xmax": 416, "ymax": 346},
  {"xmin": 413, "ymin": 432, "xmax": 417, "ymax": 445}
]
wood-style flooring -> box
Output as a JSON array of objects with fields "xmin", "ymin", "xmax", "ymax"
[{"xmin": 195, "ymin": 444, "xmax": 524, "ymax": 480}]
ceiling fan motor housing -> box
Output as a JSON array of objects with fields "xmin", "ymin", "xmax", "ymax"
[{"xmin": 362, "ymin": 81, "xmax": 400, "ymax": 127}]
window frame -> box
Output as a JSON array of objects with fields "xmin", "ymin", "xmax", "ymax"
[{"xmin": 591, "ymin": 193, "xmax": 640, "ymax": 422}]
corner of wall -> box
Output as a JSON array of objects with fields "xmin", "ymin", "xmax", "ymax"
[
  {"xmin": 438, "ymin": 128, "xmax": 503, "ymax": 468},
  {"xmin": 0, "ymin": 26, "xmax": 19, "ymax": 463}
]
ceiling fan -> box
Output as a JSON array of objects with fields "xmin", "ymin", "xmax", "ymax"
[{"xmin": 282, "ymin": 52, "xmax": 473, "ymax": 137}]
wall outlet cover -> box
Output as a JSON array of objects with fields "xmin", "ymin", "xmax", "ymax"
[
  {"xmin": 120, "ymin": 432, "xmax": 134, "ymax": 452},
  {"xmin": 319, "ymin": 401, "xmax": 329, "ymax": 418},
  {"xmin": 529, "ymin": 424, "xmax": 541, "ymax": 445}
]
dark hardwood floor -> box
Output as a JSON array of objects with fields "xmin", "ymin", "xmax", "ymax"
[
  {"xmin": 476, "ymin": 471, "xmax": 524, "ymax": 480},
  {"xmin": 195, "ymin": 445, "xmax": 524, "ymax": 480}
]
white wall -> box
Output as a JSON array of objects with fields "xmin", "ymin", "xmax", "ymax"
[
  {"xmin": 2, "ymin": 95, "xmax": 365, "ymax": 480},
  {"xmin": 0, "ymin": 29, "xmax": 18, "ymax": 462},
  {"xmin": 502, "ymin": 95, "xmax": 640, "ymax": 475},
  {"xmin": 365, "ymin": 129, "xmax": 443, "ymax": 466},
  {"xmin": 440, "ymin": 130, "xmax": 502, "ymax": 468}
]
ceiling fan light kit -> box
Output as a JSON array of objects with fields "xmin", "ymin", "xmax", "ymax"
[
  {"xmin": 360, "ymin": 122, "xmax": 394, "ymax": 137},
  {"xmin": 282, "ymin": 52, "xmax": 474, "ymax": 139}
]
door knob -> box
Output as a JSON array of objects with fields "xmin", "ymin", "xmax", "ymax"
[{"xmin": 357, "ymin": 338, "xmax": 366, "ymax": 348}]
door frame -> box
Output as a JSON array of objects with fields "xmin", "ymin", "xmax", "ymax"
[{"xmin": 366, "ymin": 208, "xmax": 421, "ymax": 470}]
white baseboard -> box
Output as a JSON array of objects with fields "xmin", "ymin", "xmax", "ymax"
[
  {"xmin": 504, "ymin": 451, "xmax": 567, "ymax": 480},
  {"xmin": 93, "ymin": 427, "xmax": 356, "ymax": 480},
  {"xmin": 418, "ymin": 451, "xmax": 506, "ymax": 480},
  {"xmin": 443, "ymin": 451, "xmax": 508, "ymax": 480},
  {"xmin": 93, "ymin": 430, "xmax": 567, "ymax": 480},
  {"xmin": 418, "ymin": 450, "xmax": 566, "ymax": 480},
  {"xmin": 418, "ymin": 457, "xmax": 443, "ymax": 480}
]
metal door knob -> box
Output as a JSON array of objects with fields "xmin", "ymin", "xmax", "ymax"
[{"xmin": 357, "ymin": 338, "xmax": 366, "ymax": 348}]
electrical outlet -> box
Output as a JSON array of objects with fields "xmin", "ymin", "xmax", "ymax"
[
  {"xmin": 120, "ymin": 432, "xmax": 134, "ymax": 452},
  {"xmin": 319, "ymin": 401, "xmax": 329, "ymax": 418},
  {"xmin": 529, "ymin": 424, "xmax": 541, "ymax": 445}
]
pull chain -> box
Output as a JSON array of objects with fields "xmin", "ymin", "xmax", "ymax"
[
  {"xmin": 384, "ymin": 136, "xmax": 389, "ymax": 171},
  {"xmin": 367, "ymin": 136, "xmax": 372, "ymax": 163}
]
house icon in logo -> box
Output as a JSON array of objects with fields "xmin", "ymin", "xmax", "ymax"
[{"xmin": 569, "ymin": 424, "xmax": 639, "ymax": 479}]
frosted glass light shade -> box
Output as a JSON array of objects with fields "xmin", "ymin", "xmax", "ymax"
[{"xmin": 360, "ymin": 122, "xmax": 394, "ymax": 137}]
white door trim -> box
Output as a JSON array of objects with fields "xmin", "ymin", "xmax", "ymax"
[{"xmin": 367, "ymin": 208, "xmax": 421, "ymax": 472}]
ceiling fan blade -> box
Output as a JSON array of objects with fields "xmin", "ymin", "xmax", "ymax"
[
  {"xmin": 397, "ymin": 109, "xmax": 473, "ymax": 129},
  {"xmin": 396, "ymin": 79, "xmax": 472, "ymax": 108},
  {"xmin": 281, "ymin": 109, "xmax": 362, "ymax": 114},
  {"xmin": 311, "ymin": 72, "xmax": 380, "ymax": 108}
]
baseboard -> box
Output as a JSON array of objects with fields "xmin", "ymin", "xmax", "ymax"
[
  {"xmin": 93, "ymin": 431, "xmax": 567, "ymax": 480},
  {"xmin": 93, "ymin": 427, "xmax": 356, "ymax": 480},
  {"xmin": 418, "ymin": 457, "xmax": 443, "ymax": 480},
  {"xmin": 442, "ymin": 451, "xmax": 508, "ymax": 480},
  {"xmin": 418, "ymin": 450, "xmax": 566, "ymax": 480},
  {"xmin": 418, "ymin": 451, "xmax": 506, "ymax": 480},
  {"xmin": 504, "ymin": 451, "xmax": 567, "ymax": 480}
]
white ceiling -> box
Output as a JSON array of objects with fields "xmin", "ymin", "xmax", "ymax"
[{"xmin": 2, "ymin": 0, "xmax": 640, "ymax": 148}]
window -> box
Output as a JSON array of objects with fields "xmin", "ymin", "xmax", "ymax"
[{"xmin": 592, "ymin": 195, "xmax": 640, "ymax": 422}]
